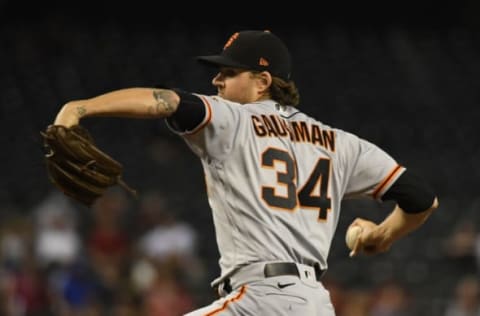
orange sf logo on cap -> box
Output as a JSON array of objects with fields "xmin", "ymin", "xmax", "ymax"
[{"xmin": 223, "ymin": 32, "xmax": 239, "ymax": 50}]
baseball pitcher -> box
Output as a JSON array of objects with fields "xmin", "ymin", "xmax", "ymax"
[{"xmin": 49, "ymin": 30, "xmax": 439, "ymax": 315}]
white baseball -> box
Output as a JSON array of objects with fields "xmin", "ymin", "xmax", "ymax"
[{"xmin": 345, "ymin": 225, "xmax": 362, "ymax": 250}]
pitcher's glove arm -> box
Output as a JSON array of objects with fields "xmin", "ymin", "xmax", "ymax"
[{"xmin": 40, "ymin": 124, "xmax": 137, "ymax": 206}]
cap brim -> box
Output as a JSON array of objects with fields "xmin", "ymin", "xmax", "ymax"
[{"xmin": 196, "ymin": 55, "xmax": 250, "ymax": 70}]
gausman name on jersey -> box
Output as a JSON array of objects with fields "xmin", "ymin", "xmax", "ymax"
[{"xmin": 251, "ymin": 114, "xmax": 335, "ymax": 152}]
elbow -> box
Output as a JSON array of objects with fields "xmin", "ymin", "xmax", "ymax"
[
  {"xmin": 419, "ymin": 196, "xmax": 439, "ymax": 223},
  {"xmin": 416, "ymin": 196, "xmax": 439, "ymax": 220},
  {"xmin": 416, "ymin": 196, "xmax": 439, "ymax": 216}
]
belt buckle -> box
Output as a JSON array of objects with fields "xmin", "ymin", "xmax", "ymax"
[{"xmin": 297, "ymin": 264, "xmax": 316, "ymax": 282}]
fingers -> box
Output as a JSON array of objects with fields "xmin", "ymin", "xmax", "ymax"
[
  {"xmin": 348, "ymin": 219, "xmax": 366, "ymax": 257},
  {"xmin": 362, "ymin": 245, "xmax": 378, "ymax": 255},
  {"xmin": 347, "ymin": 218, "xmax": 380, "ymax": 257},
  {"xmin": 351, "ymin": 217, "xmax": 375, "ymax": 228},
  {"xmin": 349, "ymin": 228, "xmax": 363, "ymax": 257}
]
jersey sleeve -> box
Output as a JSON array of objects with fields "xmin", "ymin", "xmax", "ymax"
[
  {"xmin": 166, "ymin": 94, "xmax": 241, "ymax": 160},
  {"xmin": 165, "ymin": 90, "xmax": 206, "ymax": 132},
  {"xmin": 338, "ymin": 130, "xmax": 406, "ymax": 200}
]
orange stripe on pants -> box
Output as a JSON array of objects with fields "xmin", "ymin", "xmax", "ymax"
[{"xmin": 205, "ymin": 286, "xmax": 247, "ymax": 316}]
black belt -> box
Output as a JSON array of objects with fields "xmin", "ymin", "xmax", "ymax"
[
  {"xmin": 264, "ymin": 262, "xmax": 324, "ymax": 282},
  {"xmin": 218, "ymin": 262, "xmax": 325, "ymax": 295}
]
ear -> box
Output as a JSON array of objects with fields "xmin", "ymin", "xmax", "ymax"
[{"xmin": 256, "ymin": 71, "xmax": 272, "ymax": 93}]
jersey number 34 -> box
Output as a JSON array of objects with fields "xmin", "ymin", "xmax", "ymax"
[{"xmin": 261, "ymin": 147, "xmax": 332, "ymax": 221}]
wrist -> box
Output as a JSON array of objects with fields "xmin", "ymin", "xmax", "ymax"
[
  {"xmin": 54, "ymin": 101, "xmax": 83, "ymax": 127},
  {"xmin": 375, "ymin": 225, "xmax": 396, "ymax": 248}
]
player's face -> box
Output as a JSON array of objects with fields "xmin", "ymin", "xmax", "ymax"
[{"xmin": 212, "ymin": 67, "xmax": 262, "ymax": 104}]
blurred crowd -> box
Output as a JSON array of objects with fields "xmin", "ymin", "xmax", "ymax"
[
  {"xmin": 0, "ymin": 189, "xmax": 205, "ymax": 316},
  {"xmin": 0, "ymin": 189, "xmax": 478, "ymax": 316}
]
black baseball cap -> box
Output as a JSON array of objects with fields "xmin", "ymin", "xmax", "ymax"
[{"xmin": 196, "ymin": 30, "xmax": 292, "ymax": 81}]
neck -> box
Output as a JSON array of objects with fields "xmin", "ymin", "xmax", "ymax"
[{"xmin": 256, "ymin": 93, "xmax": 271, "ymax": 102}]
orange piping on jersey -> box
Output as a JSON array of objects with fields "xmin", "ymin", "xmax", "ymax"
[
  {"xmin": 372, "ymin": 165, "xmax": 404, "ymax": 199},
  {"xmin": 204, "ymin": 286, "xmax": 247, "ymax": 316},
  {"xmin": 185, "ymin": 95, "xmax": 213, "ymax": 135}
]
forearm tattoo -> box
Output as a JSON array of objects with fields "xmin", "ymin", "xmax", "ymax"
[
  {"xmin": 76, "ymin": 105, "xmax": 86, "ymax": 117},
  {"xmin": 151, "ymin": 89, "xmax": 176, "ymax": 115}
]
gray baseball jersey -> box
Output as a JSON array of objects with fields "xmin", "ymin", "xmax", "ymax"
[{"xmin": 169, "ymin": 96, "xmax": 404, "ymax": 299}]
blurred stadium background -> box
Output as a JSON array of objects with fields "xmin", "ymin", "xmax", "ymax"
[{"xmin": 1, "ymin": 1, "xmax": 479, "ymax": 315}]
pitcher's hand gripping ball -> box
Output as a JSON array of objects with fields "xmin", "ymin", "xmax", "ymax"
[{"xmin": 345, "ymin": 225, "xmax": 363, "ymax": 252}]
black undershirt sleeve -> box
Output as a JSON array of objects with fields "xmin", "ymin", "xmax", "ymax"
[
  {"xmin": 381, "ymin": 169, "xmax": 436, "ymax": 213},
  {"xmin": 166, "ymin": 89, "xmax": 206, "ymax": 132}
]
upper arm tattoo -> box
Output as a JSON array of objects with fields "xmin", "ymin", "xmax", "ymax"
[{"xmin": 151, "ymin": 89, "xmax": 177, "ymax": 115}]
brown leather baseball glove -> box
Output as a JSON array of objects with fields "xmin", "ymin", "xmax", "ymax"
[{"xmin": 40, "ymin": 124, "xmax": 136, "ymax": 206}]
